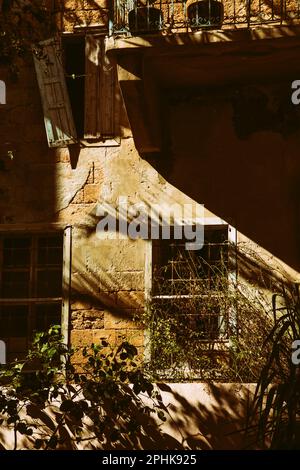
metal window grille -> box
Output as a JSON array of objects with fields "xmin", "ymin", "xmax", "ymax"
[
  {"xmin": 112, "ymin": 1, "xmax": 300, "ymax": 35},
  {"xmin": 152, "ymin": 226, "xmax": 230, "ymax": 343}
]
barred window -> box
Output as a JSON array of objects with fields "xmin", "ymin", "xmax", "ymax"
[
  {"xmin": 150, "ymin": 225, "xmax": 232, "ymax": 375},
  {"xmin": 153, "ymin": 226, "xmax": 229, "ymax": 297}
]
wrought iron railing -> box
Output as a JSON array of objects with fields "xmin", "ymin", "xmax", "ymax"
[{"xmin": 111, "ymin": 0, "xmax": 300, "ymax": 35}]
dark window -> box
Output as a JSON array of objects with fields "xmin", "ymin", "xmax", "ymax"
[
  {"xmin": 64, "ymin": 36, "xmax": 85, "ymax": 138},
  {"xmin": 152, "ymin": 226, "xmax": 229, "ymax": 344},
  {"xmin": 62, "ymin": 33, "xmax": 116, "ymax": 142},
  {"xmin": 1, "ymin": 0, "xmax": 12, "ymax": 13},
  {"xmin": 0, "ymin": 233, "xmax": 63, "ymax": 362},
  {"xmin": 153, "ymin": 226, "xmax": 229, "ymax": 295},
  {"xmin": 151, "ymin": 226, "xmax": 231, "ymax": 374}
]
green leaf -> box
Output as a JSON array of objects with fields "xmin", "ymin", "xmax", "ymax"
[
  {"xmin": 16, "ymin": 422, "xmax": 28, "ymax": 434},
  {"xmin": 7, "ymin": 415, "xmax": 19, "ymax": 425},
  {"xmin": 34, "ymin": 439, "xmax": 43, "ymax": 450},
  {"xmin": 119, "ymin": 371, "xmax": 127, "ymax": 382},
  {"xmin": 60, "ymin": 400, "xmax": 74, "ymax": 412},
  {"xmin": 110, "ymin": 430, "xmax": 120, "ymax": 442},
  {"xmin": 47, "ymin": 436, "xmax": 58, "ymax": 449},
  {"xmin": 157, "ymin": 410, "xmax": 166, "ymax": 422}
]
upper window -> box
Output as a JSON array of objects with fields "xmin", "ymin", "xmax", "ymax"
[
  {"xmin": 64, "ymin": 36, "xmax": 86, "ymax": 139},
  {"xmin": 0, "ymin": 0, "xmax": 11, "ymax": 14},
  {"xmin": 0, "ymin": 233, "xmax": 63, "ymax": 362},
  {"xmin": 33, "ymin": 34, "xmax": 117, "ymax": 148}
]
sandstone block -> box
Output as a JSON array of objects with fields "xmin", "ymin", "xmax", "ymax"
[
  {"xmin": 117, "ymin": 290, "xmax": 145, "ymax": 309},
  {"xmin": 71, "ymin": 329, "xmax": 93, "ymax": 347},
  {"xmin": 104, "ymin": 311, "xmax": 139, "ymax": 330},
  {"xmin": 93, "ymin": 328, "xmax": 116, "ymax": 346},
  {"xmin": 71, "ymin": 298, "xmax": 92, "ymax": 310},
  {"xmin": 93, "ymin": 167, "xmax": 104, "ymax": 184},
  {"xmin": 72, "ymin": 310, "xmax": 104, "ymax": 330},
  {"xmin": 115, "ymin": 330, "xmax": 145, "ymax": 348},
  {"xmin": 84, "ymin": 184, "xmax": 99, "ymax": 203}
]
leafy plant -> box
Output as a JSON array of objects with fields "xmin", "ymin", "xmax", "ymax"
[
  {"xmin": 0, "ymin": 326, "xmax": 166, "ymax": 450},
  {"xmin": 0, "ymin": 0, "xmax": 55, "ymax": 76},
  {"xmin": 249, "ymin": 284, "xmax": 300, "ymax": 449},
  {"xmin": 139, "ymin": 243, "xmax": 281, "ymax": 382}
]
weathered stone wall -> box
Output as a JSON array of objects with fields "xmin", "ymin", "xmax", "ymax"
[
  {"xmin": 0, "ymin": 382, "xmax": 260, "ymax": 449},
  {"xmin": 64, "ymin": 136, "xmax": 205, "ymax": 359},
  {"xmin": 1, "ymin": 0, "xmax": 300, "ymax": 363},
  {"xmin": 0, "ymin": 0, "xmax": 206, "ymax": 359},
  {"xmin": 142, "ymin": 382, "xmax": 259, "ymax": 450},
  {"xmin": 54, "ymin": 0, "xmax": 109, "ymax": 31}
]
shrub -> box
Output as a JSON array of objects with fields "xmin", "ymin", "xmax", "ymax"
[{"xmin": 0, "ymin": 326, "xmax": 166, "ymax": 450}]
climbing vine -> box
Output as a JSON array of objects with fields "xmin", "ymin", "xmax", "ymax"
[{"xmin": 137, "ymin": 243, "xmax": 289, "ymax": 382}]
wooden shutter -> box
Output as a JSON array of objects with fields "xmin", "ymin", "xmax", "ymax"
[
  {"xmin": 84, "ymin": 35, "xmax": 115, "ymax": 139},
  {"xmin": 33, "ymin": 38, "xmax": 77, "ymax": 148},
  {"xmin": 84, "ymin": 35, "xmax": 101, "ymax": 139},
  {"xmin": 100, "ymin": 38, "xmax": 115, "ymax": 137}
]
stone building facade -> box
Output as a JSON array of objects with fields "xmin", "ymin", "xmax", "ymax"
[{"xmin": 1, "ymin": 0, "xmax": 300, "ymax": 372}]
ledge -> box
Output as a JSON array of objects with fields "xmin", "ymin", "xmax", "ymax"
[
  {"xmin": 107, "ymin": 23, "xmax": 300, "ymax": 54},
  {"xmin": 106, "ymin": 23, "xmax": 300, "ymax": 155}
]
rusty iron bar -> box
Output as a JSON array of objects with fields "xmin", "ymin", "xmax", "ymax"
[{"xmin": 111, "ymin": 0, "xmax": 300, "ymax": 35}]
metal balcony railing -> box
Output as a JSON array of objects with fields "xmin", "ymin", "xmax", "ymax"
[{"xmin": 111, "ymin": 1, "xmax": 300, "ymax": 35}]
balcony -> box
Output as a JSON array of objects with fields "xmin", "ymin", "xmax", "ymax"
[
  {"xmin": 111, "ymin": 0, "xmax": 300, "ymax": 36},
  {"xmin": 107, "ymin": 1, "xmax": 300, "ymax": 156}
]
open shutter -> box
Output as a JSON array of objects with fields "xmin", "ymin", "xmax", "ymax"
[
  {"xmin": 84, "ymin": 35, "xmax": 115, "ymax": 139},
  {"xmin": 100, "ymin": 39, "xmax": 115, "ymax": 137},
  {"xmin": 84, "ymin": 35, "xmax": 101, "ymax": 139},
  {"xmin": 33, "ymin": 38, "xmax": 77, "ymax": 148}
]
